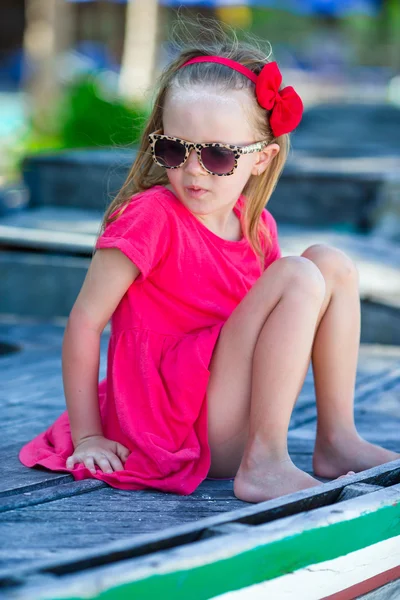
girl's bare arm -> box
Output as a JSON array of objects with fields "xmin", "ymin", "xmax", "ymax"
[{"xmin": 62, "ymin": 248, "xmax": 140, "ymax": 447}]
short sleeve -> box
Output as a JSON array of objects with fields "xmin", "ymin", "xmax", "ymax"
[
  {"xmin": 95, "ymin": 190, "xmax": 171, "ymax": 281},
  {"xmin": 261, "ymin": 208, "xmax": 282, "ymax": 268}
]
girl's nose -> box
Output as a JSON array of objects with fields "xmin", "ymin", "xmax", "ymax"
[{"xmin": 184, "ymin": 149, "xmax": 206, "ymax": 174}]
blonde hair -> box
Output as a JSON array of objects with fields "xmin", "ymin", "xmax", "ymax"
[{"xmin": 99, "ymin": 17, "xmax": 291, "ymax": 269}]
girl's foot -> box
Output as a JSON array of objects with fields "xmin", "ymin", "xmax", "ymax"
[
  {"xmin": 233, "ymin": 457, "xmax": 352, "ymax": 503},
  {"xmin": 313, "ymin": 431, "xmax": 400, "ymax": 479}
]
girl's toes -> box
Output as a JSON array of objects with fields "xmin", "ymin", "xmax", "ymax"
[{"xmin": 337, "ymin": 471, "xmax": 355, "ymax": 480}]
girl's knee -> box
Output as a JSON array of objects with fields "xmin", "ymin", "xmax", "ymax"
[
  {"xmin": 275, "ymin": 255, "xmax": 326, "ymax": 301},
  {"xmin": 302, "ymin": 244, "xmax": 359, "ymax": 285}
]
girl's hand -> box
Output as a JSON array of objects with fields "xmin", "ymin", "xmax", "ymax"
[{"xmin": 66, "ymin": 435, "xmax": 130, "ymax": 474}]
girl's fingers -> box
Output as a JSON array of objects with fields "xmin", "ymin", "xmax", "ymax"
[
  {"xmin": 67, "ymin": 445, "xmax": 129, "ymax": 475},
  {"xmin": 116, "ymin": 443, "xmax": 130, "ymax": 462},
  {"xmin": 106, "ymin": 452, "xmax": 124, "ymax": 472},
  {"xmin": 95, "ymin": 455, "xmax": 114, "ymax": 474},
  {"xmin": 84, "ymin": 457, "xmax": 97, "ymax": 474}
]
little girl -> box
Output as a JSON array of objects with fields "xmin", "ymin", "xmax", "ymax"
[{"xmin": 19, "ymin": 27, "xmax": 399, "ymax": 503}]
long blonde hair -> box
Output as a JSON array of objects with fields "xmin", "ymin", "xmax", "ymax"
[{"xmin": 99, "ymin": 18, "xmax": 291, "ymax": 269}]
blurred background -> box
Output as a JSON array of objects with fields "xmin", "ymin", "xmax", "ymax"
[
  {"xmin": 1, "ymin": 0, "xmax": 400, "ymax": 339},
  {"xmin": 1, "ymin": 0, "xmax": 400, "ymax": 184}
]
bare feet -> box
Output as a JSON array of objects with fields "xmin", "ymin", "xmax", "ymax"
[
  {"xmin": 313, "ymin": 431, "xmax": 400, "ymax": 479},
  {"xmin": 234, "ymin": 457, "xmax": 323, "ymax": 504}
]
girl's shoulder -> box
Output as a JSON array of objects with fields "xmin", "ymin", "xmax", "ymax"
[
  {"xmin": 97, "ymin": 185, "xmax": 173, "ymax": 280},
  {"xmin": 111, "ymin": 185, "xmax": 172, "ymax": 219},
  {"xmin": 101, "ymin": 185, "xmax": 174, "ymax": 243}
]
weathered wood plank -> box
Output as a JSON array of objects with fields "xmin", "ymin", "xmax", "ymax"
[
  {"xmin": 0, "ymin": 461, "xmax": 398, "ymax": 583},
  {"xmin": 337, "ymin": 483, "xmax": 384, "ymax": 501},
  {"xmin": 3, "ymin": 483, "xmax": 399, "ymax": 600},
  {"xmin": 291, "ymin": 401, "xmax": 400, "ymax": 451},
  {"xmin": 0, "ymin": 480, "xmax": 106, "ymax": 512},
  {"xmin": 201, "ymin": 523, "xmax": 253, "ymax": 538}
]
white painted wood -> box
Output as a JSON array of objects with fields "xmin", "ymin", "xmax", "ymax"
[{"xmin": 210, "ymin": 535, "xmax": 400, "ymax": 600}]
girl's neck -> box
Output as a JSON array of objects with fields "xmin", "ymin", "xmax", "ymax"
[{"xmin": 163, "ymin": 184, "xmax": 243, "ymax": 242}]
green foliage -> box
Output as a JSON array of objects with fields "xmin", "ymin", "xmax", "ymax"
[
  {"xmin": 60, "ymin": 76, "xmax": 149, "ymax": 148},
  {"xmin": 22, "ymin": 75, "xmax": 148, "ymax": 154}
]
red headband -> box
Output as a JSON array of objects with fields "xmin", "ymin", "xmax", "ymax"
[{"xmin": 180, "ymin": 56, "xmax": 303, "ymax": 137}]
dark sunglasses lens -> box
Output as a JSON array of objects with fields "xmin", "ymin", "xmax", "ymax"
[
  {"xmin": 154, "ymin": 139, "xmax": 186, "ymax": 168},
  {"xmin": 201, "ymin": 146, "xmax": 236, "ymax": 174}
]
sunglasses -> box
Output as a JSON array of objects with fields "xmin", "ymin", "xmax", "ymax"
[{"xmin": 148, "ymin": 129, "xmax": 269, "ymax": 176}]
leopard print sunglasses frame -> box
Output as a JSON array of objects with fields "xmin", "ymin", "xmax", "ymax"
[{"xmin": 148, "ymin": 129, "xmax": 270, "ymax": 176}]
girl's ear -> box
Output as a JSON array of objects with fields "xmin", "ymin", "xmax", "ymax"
[{"xmin": 251, "ymin": 143, "xmax": 280, "ymax": 176}]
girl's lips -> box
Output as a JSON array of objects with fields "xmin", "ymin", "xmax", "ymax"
[{"xmin": 185, "ymin": 186, "xmax": 208, "ymax": 198}]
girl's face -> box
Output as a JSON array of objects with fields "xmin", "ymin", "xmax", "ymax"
[{"xmin": 162, "ymin": 85, "xmax": 279, "ymax": 221}]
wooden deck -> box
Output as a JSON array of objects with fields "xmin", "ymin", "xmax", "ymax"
[
  {"xmin": 1, "ymin": 197, "xmax": 400, "ymax": 598},
  {"xmin": 1, "ymin": 319, "xmax": 400, "ymax": 598}
]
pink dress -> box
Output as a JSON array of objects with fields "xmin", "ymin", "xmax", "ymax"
[{"xmin": 19, "ymin": 185, "xmax": 281, "ymax": 495}]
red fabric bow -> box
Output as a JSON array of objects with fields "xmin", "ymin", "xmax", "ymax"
[{"xmin": 255, "ymin": 62, "xmax": 303, "ymax": 137}]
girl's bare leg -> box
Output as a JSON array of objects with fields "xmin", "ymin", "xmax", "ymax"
[
  {"xmin": 301, "ymin": 245, "xmax": 400, "ymax": 478},
  {"xmin": 232, "ymin": 259, "xmax": 330, "ymax": 503},
  {"xmin": 207, "ymin": 256, "xmax": 335, "ymax": 502},
  {"xmin": 207, "ymin": 245, "xmax": 396, "ymax": 504}
]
